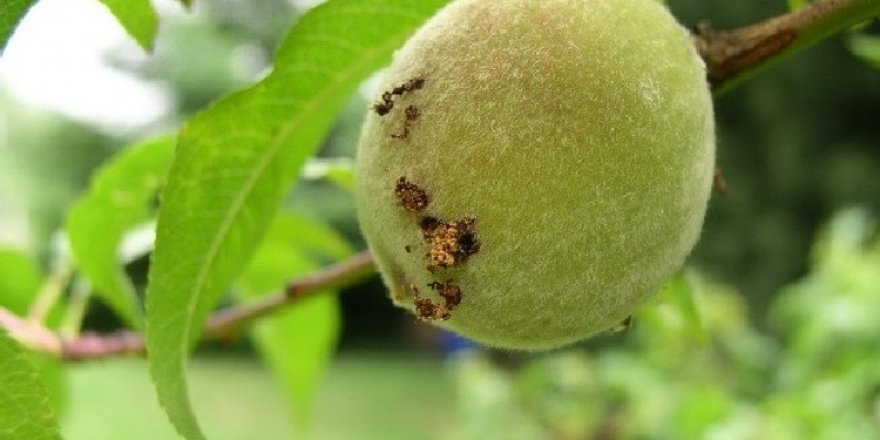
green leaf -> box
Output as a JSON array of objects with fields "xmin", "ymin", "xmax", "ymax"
[
  {"xmin": 67, "ymin": 135, "xmax": 175, "ymax": 329},
  {"xmin": 0, "ymin": 0, "xmax": 38, "ymax": 53},
  {"xmin": 97, "ymin": 0, "xmax": 159, "ymax": 52},
  {"xmin": 850, "ymin": 33, "xmax": 880, "ymax": 69},
  {"xmin": 144, "ymin": 1, "xmax": 448, "ymax": 438},
  {"xmin": 256, "ymin": 294, "xmax": 340, "ymax": 430},
  {"xmin": 0, "ymin": 247, "xmax": 43, "ymax": 315},
  {"xmin": 240, "ymin": 212, "xmax": 352, "ymax": 429},
  {"xmin": 239, "ymin": 212, "xmax": 354, "ymax": 295},
  {"xmin": 303, "ymin": 158, "xmax": 355, "ymax": 192},
  {"xmin": 787, "ymin": 0, "xmax": 810, "ymax": 10},
  {"xmin": 262, "ymin": 211, "xmax": 354, "ymax": 265},
  {"xmin": 660, "ymin": 272, "xmax": 706, "ymax": 342},
  {"xmin": 0, "ymin": 329, "xmax": 62, "ymax": 440},
  {"xmin": 29, "ymin": 353, "xmax": 66, "ymax": 420}
]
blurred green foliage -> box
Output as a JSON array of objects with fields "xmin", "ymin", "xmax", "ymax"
[
  {"xmin": 239, "ymin": 211, "xmax": 354, "ymax": 429},
  {"xmin": 0, "ymin": 93, "xmax": 116, "ymax": 257},
  {"xmin": 446, "ymin": 209, "xmax": 880, "ymax": 440},
  {"xmin": 61, "ymin": 355, "xmax": 455, "ymax": 440},
  {"xmin": 66, "ymin": 135, "xmax": 175, "ymax": 328},
  {"xmin": 666, "ymin": 1, "xmax": 880, "ymax": 314}
]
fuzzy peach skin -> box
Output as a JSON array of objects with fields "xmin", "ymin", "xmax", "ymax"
[{"xmin": 355, "ymin": 0, "xmax": 715, "ymax": 350}]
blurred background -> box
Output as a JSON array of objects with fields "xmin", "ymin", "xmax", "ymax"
[{"xmin": 0, "ymin": 0, "xmax": 879, "ymax": 438}]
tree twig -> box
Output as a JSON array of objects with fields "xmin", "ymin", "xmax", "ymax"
[
  {"xmin": 205, "ymin": 251, "xmax": 375, "ymax": 339},
  {"xmin": 697, "ymin": 0, "xmax": 880, "ymax": 93},
  {"xmin": 0, "ymin": 252, "xmax": 375, "ymax": 362}
]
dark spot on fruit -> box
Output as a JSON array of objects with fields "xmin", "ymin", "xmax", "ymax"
[
  {"xmin": 428, "ymin": 280, "xmax": 462, "ymax": 310},
  {"xmin": 412, "ymin": 283, "xmax": 451, "ymax": 321},
  {"xmin": 405, "ymin": 245, "xmax": 412, "ymax": 253},
  {"xmin": 414, "ymin": 297, "xmax": 436, "ymax": 321},
  {"xmin": 458, "ymin": 231, "xmax": 481, "ymax": 257},
  {"xmin": 372, "ymin": 77, "xmax": 425, "ymax": 116},
  {"xmin": 394, "ymin": 177, "xmax": 430, "ymax": 212},
  {"xmin": 421, "ymin": 217, "xmax": 480, "ymax": 271},
  {"xmin": 391, "ymin": 105, "xmax": 421, "ymax": 139},
  {"xmin": 434, "ymin": 304, "xmax": 451, "ymax": 320},
  {"xmin": 419, "ymin": 216, "xmax": 440, "ymax": 235}
]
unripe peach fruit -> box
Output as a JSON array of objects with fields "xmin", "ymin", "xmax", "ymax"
[{"xmin": 355, "ymin": 0, "xmax": 715, "ymax": 350}]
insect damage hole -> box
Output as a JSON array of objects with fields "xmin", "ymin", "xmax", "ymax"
[
  {"xmin": 411, "ymin": 284, "xmax": 450, "ymax": 322},
  {"xmin": 372, "ymin": 77, "xmax": 425, "ymax": 116},
  {"xmin": 428, "ymin": 280, "xmax": 462, "ymax": 311},
  {"xmin": 420, "ymin": 216, "xmax": 481, "ymax": 272},
  {"xmin": 394, "ymin": 177, "xmax": 430, "ymax": 213}
]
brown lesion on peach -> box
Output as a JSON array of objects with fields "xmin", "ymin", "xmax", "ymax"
[
  {"xmin": 391, "ymin": 105, "xmax": 421, "ymax": 140},
  {"xmin": 394, "ymin": 177, "xmax": 430, "ymax": 213},
  {"xmin": 411, "ymin": 283, "xmax": 451, "ymax": 322},
  {"xmin": 420, "ymin": 216, "xmax": 481, "ymax": 272},
  {"xmin": 428, "ymin": 280, "xmax": 462, "ymax": 310},
  {"xmin": 413, "ymin": 279, "xmax": 463, "ymax": 322},
  {"xmin": 372, "ymin": 77, "xmax": 425, "ymax": 116}
]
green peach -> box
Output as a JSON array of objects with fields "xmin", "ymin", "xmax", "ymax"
[{"xmin": 355, "ymin": 0, "xmax": 715, "ymax": 350}]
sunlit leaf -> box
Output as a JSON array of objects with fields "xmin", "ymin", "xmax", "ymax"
[
  {"xmin": 97, "ymin": 0, "xmax": 159, "ymax": 52},
  {"xmin": 787, "ymin": 0, "xmax": 810, "ymax": 10},
  {"xmin": 257, "ymin": 294, "xmax": 339, "ymax": 430},
  {"xmin": 145, "ymin": 1, "xmax": 448, "ymax": 438},
  {"xmin": 849, "ymin": 33, "xmax": 880, "ymax": 69},
  {"xmin": 638, "ymin": 272, "xmax": 706, "ymax": 345},
  {"xmin": 303, "ymin": 158, "xmax": 355, "ymax": 192},
  {"xmin": 240, "ymin": 212, "xmax": 352, "ymax": 429},
  {"xmin": 239, "ymin": 212, "xmax": 353, "ymax": 293},
  {"xmin": 0, "ymin": 329, "xmax": 62, "ymax": 440},
  {"xmin": 0, "ymin": 247, "xmax": 43, "ymax": 315},
  {"xmin": 262, "ymin": 211, "xmax": 353, "ymax": 265},
  {"xmin": 661, "ymin": 273, "xmax": 705, "ymax": 341},
  {"xmin": 0, "ymin": 0, "xmax": 38, "ymax": 53},
  {"xmin": 67, "ymin": 135, "xmax": 175, "ymax": 328}
]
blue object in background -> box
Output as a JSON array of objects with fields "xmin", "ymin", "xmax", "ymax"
[{"xmin": 441, "ymin": 330, "xmax": 478, "ymax": 355}]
